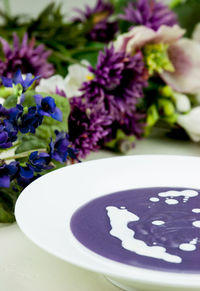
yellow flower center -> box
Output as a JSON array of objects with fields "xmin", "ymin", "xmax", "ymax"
[{"xmin": 86, "ymin": 75, "xmax": 94, "ymax": 81}]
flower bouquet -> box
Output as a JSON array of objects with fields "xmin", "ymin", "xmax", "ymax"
[{"xmin": 1, "ymin": 0, "xmax": 200, "ymax": 222}]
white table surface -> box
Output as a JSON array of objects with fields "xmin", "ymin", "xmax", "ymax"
[{"xmin": 1, "ymin": 129, "xmax": 200, "ymax": 291}]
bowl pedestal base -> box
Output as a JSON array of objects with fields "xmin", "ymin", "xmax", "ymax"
[{"xmin": 106, "ymin": 276, "xmax": 138, "ymax": 291}]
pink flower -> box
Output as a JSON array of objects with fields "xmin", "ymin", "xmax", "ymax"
[{"xmin": 114, "ymin": 25, "xmax": 200, "ymax": 94}]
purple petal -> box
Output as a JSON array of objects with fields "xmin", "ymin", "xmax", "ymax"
[
  {"xmin": 20, "ymin": 166, "xmax": 34, "ymax": 179},
  {"xmin": 51, "ymin": 107, "xmax": 62, "ymax": 122},
  {"xmin": 13, "ymin": 69, "xmax": 23, "ymax": 85},
  {"xmin": 34, "ymin": 94, "xmax": 43, "ymax": 106},
  {"xmin": 161, "ymin": 39, "xmax": 200, "ymax": 93},
  {"xmin": 13, "ymin": 33, "xmax": 20, "ymax": 51},
  {"xmin": 0, "ymin": 38, "xmax": 12, "ymax": 57},
  {"xmin": 21, "ymin": 33, "xmax": 28, "ymax": 48},
  {"xmin": 1, "ymin": 76, "xmax": 13, "ymax": 87},
  {"xmin": 19, "ymin": 93, "xmax": 25, "ymax": 104},
  {"xmin": 0, "ymin": 175, "xmax": 10, "ymax": 188}
]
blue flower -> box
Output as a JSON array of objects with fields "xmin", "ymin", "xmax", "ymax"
[
  {"xmin": 34, "ymin": 94, "xmax": 62, "ymax": 122},
  {"xmin": 8, "ymin": 105, "xmax": 23, "ymax": 122},
  {"xmin": 0, "ymin": 161, "xmax": 18, "ymax": 188},
  {"xmin": 49, "ymin": 131, "xmax": 78, "ymax": 163},
  {"xmin": 1, "ymin": 69, "xmax": 40, "ymax": 92},
  {"xmin": 29, "ymin": 151, "xmax": 52, "ymax": 172},
  {"xmin": 16, "ymin": 164, "xmax": 39, "ymax": 188},
  {"xmin": 0, "ymin": 126, "xmax": 12, "ymax": 149},
  {"xmin": 0, "ymin": 104, "xmax": 9, "ymax": 117},
  {"xmin": 18, "ymin": 106, "xmax": 43, "ymax": 134},
  {"xmin": 19, "ymin": 164, "xmax": 34, "ymax": 179},
  {"xmin": 0, "ymin": 105, "xmax": 22, "ymax": 149},
  {"xmin": 0, "ymin": 164, "xmax": 11, "ymax": 188},
  {"xmin": 0, "ymin": 120, "xmax": 18, "ymax": 149}
]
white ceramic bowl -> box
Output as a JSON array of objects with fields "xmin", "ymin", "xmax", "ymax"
[{"xmin": 15, "ymin": 155, "xmax": 200, "ymax": 291}]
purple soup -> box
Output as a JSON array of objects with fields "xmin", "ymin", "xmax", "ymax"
[{"xmin": 70, "ymin": 187, "xmax": 200, "ymax": 272}]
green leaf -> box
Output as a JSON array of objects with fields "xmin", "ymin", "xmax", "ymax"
[
  {"xmin": 0, "ymin": 201, "xmax": 15, "ymax": 222},
  {"xmin": 68, "ymin": 42, "xmax": 104, "ymax": 67},
  {"xmin": 3, "ymin": 95, "xmax": 18, "ymax": 108},
  {"xmin": 172, "ymin": 0, "xmax": 200, "ymax": 37},
  {"xmin": 0, "ymin": 188, "xmax": 17, "ymax": 223},
  {"xmin": 15, "ymin": 135, "xmax": 47, "ymax": 153},
  {"xmin": 16, "ymin": 91, "xmax": 70, "ymax": 154},
  {"xmin": 72, "ymin": 50, "xmax": 100, "ymax": 67}
]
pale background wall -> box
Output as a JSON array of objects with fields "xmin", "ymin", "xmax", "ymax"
[{"xmin": 0, "ymin": 0, "xmax": 171, "ymax": 18}]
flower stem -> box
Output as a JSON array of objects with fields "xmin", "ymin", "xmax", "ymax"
[
  {"xmin": 3, "ymin": 148, "xmax": 46, "ymax": 161},
  {"xmin": 3, "ymin": 0, "xmax": 11, "ymax": 16}
]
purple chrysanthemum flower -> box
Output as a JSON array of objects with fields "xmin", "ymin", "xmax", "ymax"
[
  {"xmin": 0, "ymin": 33, "xmax": 54, "ymax": 78},
  {"xmin": 82, "ymin": 46, "xmax": 147, "ymax": 136},
  {"xmin": 68, "ymin": 46, "xmax": 147, "ymax": 157},
  {"xmin": 74, "ymin": 0, "xmax": 118, "ymax": 42},
  {"xmin": 68, "ymin": 97, "xmax": 112, "ymax": 158},
  {"xmin": 120, "ymin": 0, "xmax": 178, "ymax": 31}
]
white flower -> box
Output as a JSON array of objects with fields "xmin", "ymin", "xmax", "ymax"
[
  {"xmin": 161, "ymin": 38, "xmax": 200, "ymax": 94},
  {"xmin": 173, "ymin": 92, "xmax": 191, "ymax": 113},
  {"xmin": 177, "ymin": 107, "xmax": 200, "ymax": 142},
  {"xmin": 192, "ymin": 23, "xmax": 200, "ymax": 43},
  {"xmin": 35, "ymin": 75, "xmax": 66, "ymax": 95},
  {"xmin": 0, "ymin": 97, "xmax": 4, "ymax": 105},
  {"xmin": 192, "ymin": 24, "xmax": 200, "ymax": 103},
  {"xmin": 35, "ymin": 60, "xmax": 93, "ymax": 98},
  {"xmin": 65, "ymin": 60, "xmax": 93, "ymax": 98}
]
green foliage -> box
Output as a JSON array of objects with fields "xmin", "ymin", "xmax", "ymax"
[
  {"xmin": 0, "ymin": 10, "xmax": 29, "ymax": 41},
  {"xmin": 118, "ymin": 20, "xmax": 132, "ymax": 34},
  {"xmin": 111, "ymin": 0, "xmax": 135, "ymax": 15},
  {"xmin": 0, "ymin": 188, "xmax": 17, "ymax": 223},
  {"xmin": 172, "ymin": 0, "xmax": 200, "ymax": 37},
  {"xmin": 72, "ymin": 43, "xmax": 104, "ymax": 67},
  {"xmin": 0, "ymin": 3, "xmax": 87, "ymax": 48},
  {"xmin": 27, "ymin": 3, "xmax": 87, "ymax": 50},
  {"xmin": 140, "ymin": 78, "xmax": 178, "ymax": 136},
  {"xmin": 15, "ymin": 135, "xmax": 47, "ymax": 154},
  {"xmin": 3, "ymin": 95, "xmax": 17, "ymax": 108}
]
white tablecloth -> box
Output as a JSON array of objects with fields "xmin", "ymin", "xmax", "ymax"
[{"xmin": 1, "ymin": 129, "xmax": 200, "ymax": 291}]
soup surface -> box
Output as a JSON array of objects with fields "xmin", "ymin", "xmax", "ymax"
[{"xmin": 70, "ymin": 187, "xmax": 200, "ymax": 272}]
